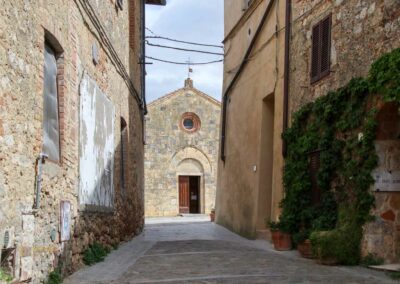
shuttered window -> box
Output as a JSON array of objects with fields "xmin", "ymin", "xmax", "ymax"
[
  {"xmin": 42, "ymin": 44, "xmax": 60, "ymax": 162},
  {"xmin": 120, "ymin": 117, "xmax": 127, "ymax": 195},
  {"xmin": 311, "ymin": 14, "xmax": 332, "ymax": 84},
  {"xmin": 309, "ymin": 150, "xmax": 321, "ymax": 205}
]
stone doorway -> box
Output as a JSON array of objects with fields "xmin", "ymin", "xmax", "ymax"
[{"xmin": 179, "ymin": 176, "xmax": 201, "ymax": 214}]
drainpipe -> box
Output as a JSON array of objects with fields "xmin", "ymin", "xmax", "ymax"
[
  {"xmin": 141, "ymin": 0, "xmax": 147, "ymax": 116},
  {"xmin": 220, "ymin": 0, "xmax": 276, "ymax": 162},
  {"xmin": 141, "ymin": 0, "xmax": 147, "ymax": 146},
  {"xmin": 35, "ymin": 153, "xmax": 48, "ymax": 209},
  {"xmin": 282, "ymin": 0, "xmax": 291, "ymax": 157}
]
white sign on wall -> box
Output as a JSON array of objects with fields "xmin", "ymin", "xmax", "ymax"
[
  {"xmin": 60, "ymin": 201, "xmax": 71, "ymax": 241},
  {"xmin": 79, "ymin": 73, "xmax": 115, "ymax": 209},
  {"xmin": 373, "ymin": 171, "xmax": 400, "ymax": 192}
]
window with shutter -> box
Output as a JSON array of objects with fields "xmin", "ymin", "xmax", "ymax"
[
  {"xmin": 309, "ymin": 150, "xmax": 321, "ymax": 205},
  {"xmin": 311, "ymin": 14, "xmax": 331, "ymax": 84},
  {"xmin": 129, "ymin": 1, "xmax": 135, "ymax": 49},
  {"xmin": 120, "ymin": 117, "xmax": 128, "ymax": 196}
]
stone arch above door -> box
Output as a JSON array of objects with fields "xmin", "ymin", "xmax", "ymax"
[
  {"xmin": 169, "ymin": 146, "xmax": 212, "ymax": 174},
  {"xmin": 177, "ymin": 159, "xmax": 204, "ymax": 176}
]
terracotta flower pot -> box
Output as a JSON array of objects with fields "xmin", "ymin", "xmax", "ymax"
[
  {"xmin": 297, "ymin": 239, "xmax": 314, "ymax": 259},
  {"xmin": 210, "ymin": 210, "xmax": 215, "ymax": 222},
  {"xmin": 271, "ymin": 230, "xmax": 292, "ymax": 251}
]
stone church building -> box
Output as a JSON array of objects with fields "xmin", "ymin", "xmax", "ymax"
[{"xmin": 145, "ymin": 78, "xmax": 221, "ymax": 217}]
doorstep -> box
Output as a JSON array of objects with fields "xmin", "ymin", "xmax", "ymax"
[{"xmin": 369, "ymin": 264, "xmax": 400, "ymax": 272}]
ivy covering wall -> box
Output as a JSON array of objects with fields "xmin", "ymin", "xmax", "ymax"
[{"xmin": 280, "ymin": 48, "xmax": 400, "ymax": 264}]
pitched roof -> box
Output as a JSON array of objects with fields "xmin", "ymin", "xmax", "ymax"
[{"xmin": 147, "ymin": 84, "xmax": 221, "ymax": 109}]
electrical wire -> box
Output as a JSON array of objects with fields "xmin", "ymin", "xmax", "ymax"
[
  {"xmin": 145, "ymin": 27, "xmax": 223, "ymax": 48},
  {"xmin": 146, "ymin": 41, "xmax": 224, "ymax": 56},
  {"xmin": 145, "ymin": 36, "xmax": 224, "ymax": 49},
  {"xmin": 145, "ymin": 27, "xmax": 157, "ymax": 36},
  {"xmin": 146, "ymin": 56, "xmax": 223, "ymax": 65},
  {"xmin": 75, "ymin": 0, "xmax": 143, "ymax": 107}
]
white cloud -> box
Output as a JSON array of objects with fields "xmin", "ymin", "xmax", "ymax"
[{"xmin": 145, "ymin": 0, "xmax": 224, "ymax": 103}]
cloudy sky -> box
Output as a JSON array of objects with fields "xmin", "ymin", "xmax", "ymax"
[{"xmin": 145, "ymin": 0, "xmax": 224, "ymax": 103}]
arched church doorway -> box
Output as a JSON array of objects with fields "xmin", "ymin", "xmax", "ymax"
[{"xmin": 177, "ymin": 158, "xmax": 204, "ymax": 214}]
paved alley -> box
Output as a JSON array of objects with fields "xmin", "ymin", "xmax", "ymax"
[{"xmin": 64, "ymin": 218, "xmax": 395, "ymax": 284}]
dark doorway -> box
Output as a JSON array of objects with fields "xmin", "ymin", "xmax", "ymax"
[{"xmin": 179, "ymin": 176, "xmax": 200, "ymax": 214}]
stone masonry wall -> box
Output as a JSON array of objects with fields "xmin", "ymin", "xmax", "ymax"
[
  {"xmin": 0, "ymin": 0, "xmax": 144, "ymax": 282},
  {"xmin": 289, "ymin": 0, "xmax": 400, "ymax": 113},
  {"xmin": 145, "ymin": 82, "xmax": 221, "ymax": 217},
  {"xmin": 289, "ymin": 0, "xmax": 400, "ymax": 262}
]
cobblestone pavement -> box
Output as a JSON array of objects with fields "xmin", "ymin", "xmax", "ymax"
[{"xmin": 64, "ymin": 218, "xmax": 396, "ymax": 284}]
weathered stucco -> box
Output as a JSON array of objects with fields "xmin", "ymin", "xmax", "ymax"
[
  {"xmin": 0, "ymin": 0, "xmax": 146, "ymax": 282},
  {"xmin": 145, "ymin": 80, "xmax": 221, "ymax": 217},
  {"xmin": 217, "ymin": 0, "xmax": 286, "ymax": 239}
]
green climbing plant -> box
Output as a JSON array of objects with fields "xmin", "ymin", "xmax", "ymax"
[{"xmin": 280, "ymin": 48, "xmax": 400, "ymax": 264}]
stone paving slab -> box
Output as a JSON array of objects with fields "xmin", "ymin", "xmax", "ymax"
[{"xmin": 65, "ymin": 219, "xmax": 397, "ymax": 284}]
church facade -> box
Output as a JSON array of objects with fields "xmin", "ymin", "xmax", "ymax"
[{"xmin": 145, "ymin": 78, "xmax": 221, "ymax": 217}]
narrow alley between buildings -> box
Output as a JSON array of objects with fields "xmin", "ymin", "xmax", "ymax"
[
  {"xmin": 63, "ymin": 217, "xmax": 395, "ymax": 284},
  {"xmin": 1, "ymin": 0, "xmax": 400, "ymax": 283}
]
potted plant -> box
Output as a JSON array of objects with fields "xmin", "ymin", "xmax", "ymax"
[
  {"xmin": 210, "ymin": 208, "xmax": 215, "ymax": 222},
  {"xmin": 293, "ymin": 230, "xmax": 314, "ymax": 259},
  {"xmin": 268, "ymin": 221, "xmax": 292, "ymax": 251},
  {"xmin": 310, "ymin": 231, "xmax": 338, "ymax": 265}
]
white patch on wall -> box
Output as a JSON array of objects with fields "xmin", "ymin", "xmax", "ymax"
[
  {"xmin": 79, "ymin": 73, "xmax": 115, "ymax": 209},
  {"xmin": 60, "ymin": 201, "xmax": 71, "ymax": 241}
]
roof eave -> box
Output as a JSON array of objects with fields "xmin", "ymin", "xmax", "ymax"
[{"xmin": 145, "ymin": 0, "xmax": 166, "ymax": 6}]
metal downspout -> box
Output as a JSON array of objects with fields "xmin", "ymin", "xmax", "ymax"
[
  {"xmin": 141, "ymin": 0, "xmax": 147, "ymax": 147},
  {"xmin": 142, "ymin": 0, "xmax": 147, "ymax": 116},
  {"xmin": 220, "ymin": 0, "xmax": 276, "ymax": 162},
  {"xmin": 282, "ymin": 0, "xmax": 291, "ymax": 157}
]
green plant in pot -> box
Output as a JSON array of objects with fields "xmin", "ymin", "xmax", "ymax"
[
  {"xmin": 293, "ymin": 230, "xmax": 314, "ymax": 259},
  {"xmin": 267, "ymin": 220, "xmax": 292, "ymax": 251}
]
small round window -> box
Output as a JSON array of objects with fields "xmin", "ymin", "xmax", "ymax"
[
  {"xmin": 183, "ymin": 118, "xmax": 194, "ymax": 130},
  {"xmin": 180, "ymin": 112, "xmax": 201, "ymax": 133}
]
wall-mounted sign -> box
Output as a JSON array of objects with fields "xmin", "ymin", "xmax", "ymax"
[
  {"xmin": 60, "ymin": 201, "xmax": 71, "ymax": 242},
  {"xmin": 373, "ymin": 171, "xmax": 400, "ymax": 192}
]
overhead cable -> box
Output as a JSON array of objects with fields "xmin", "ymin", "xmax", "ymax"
[
  {"xmin": 145, "ymin": 36, "xmax": 224, "ymax": 49},
  {"xmin": 146, "ymin": 41, "xmax": 224, "ymax": 56},
  {"xmin": 146, "ymin": 56, "xmax": 223, "ymax": 65},
  {"xmin": 145, "ymin": 27, "xmax": 157, "ymax": 36},
  {"xmin": 75, "ymin": 0, "xmax": 143, "ymax": 107}
]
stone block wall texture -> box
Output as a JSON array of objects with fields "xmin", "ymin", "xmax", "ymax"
[
  {"xmin": 0, "ymin": 0, "xmax": 144, "ymax": 282},
  {"xmin": 289, "ymin": 0, "xmax": 400, "ymax": 262},
  {"xmin": 145, "ymin": 82, "xmax": 221, "ymax": 217}
]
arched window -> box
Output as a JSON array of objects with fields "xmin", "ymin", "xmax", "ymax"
[{"xmin": 42, "ymin": 31, "xmax": 64, "ymax": 163}]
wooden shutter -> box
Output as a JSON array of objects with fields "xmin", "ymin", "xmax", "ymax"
[
  {"xmin": 309, "ymin": 150, "xmax": 321, "ymax": 205},
  {"xmin": 320, "ymin": 15, "xmax": 331, "ymax": 77},
  {"xmin": 311, "ymin": 24, "xmax": 320, "ymax": 83},
  {"xmin": 311, "ymin": 14, "xmax": 331, "ymax": 83}
]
